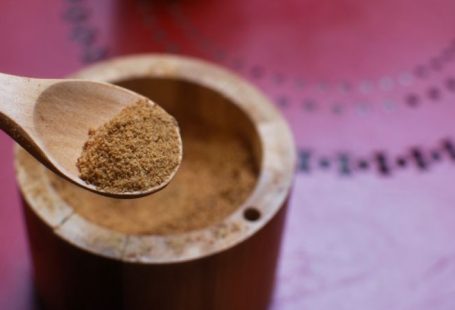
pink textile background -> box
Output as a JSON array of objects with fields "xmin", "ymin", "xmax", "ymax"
[{"xmin": 1, "ymin": 0, "xmax": 455, "ymax": 309}]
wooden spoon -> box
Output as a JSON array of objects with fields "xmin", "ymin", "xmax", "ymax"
[{"xmin": 0, "ymin": 72, "xmax": 182, "ymax": 198}]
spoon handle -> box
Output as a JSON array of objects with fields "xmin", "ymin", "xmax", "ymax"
[
  {"xmin": 0, "ymin": 73, "xmax": 37, "ymax": 120},
  {"xmin": 0, "ymin": 73, "xmax": 29, "ymax": 134},
  {"xmin": 0, "ymin": 73, "xmax": 49, "ymax": 161}
]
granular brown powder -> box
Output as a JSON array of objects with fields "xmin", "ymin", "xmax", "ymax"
[
  {"xmin": 76, "ymin": 100, "xmax": 181, "ymax": 193},
  {"xmin": 49, "ymin": 118, "xmax": 258, "ymax": 235}
]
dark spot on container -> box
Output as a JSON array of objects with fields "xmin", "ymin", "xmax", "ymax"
[{"xmin": 244, "ymin": 208, "xmax": 261, "ymax": 222}]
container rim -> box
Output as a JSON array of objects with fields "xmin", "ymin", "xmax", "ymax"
[{"xmin": 15, "ymin": 54, "xmax": 296, "ymax": 264}]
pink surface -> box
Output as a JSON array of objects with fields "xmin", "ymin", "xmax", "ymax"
[{"xmin": 2, "ymin": 0, "xmax": 455, "ymax": 309}]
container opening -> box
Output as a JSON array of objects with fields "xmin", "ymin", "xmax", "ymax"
[{"xmin": 45, "ymin": 77, "xmax": 262, "ymax": 236}]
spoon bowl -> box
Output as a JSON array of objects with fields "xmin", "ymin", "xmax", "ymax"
[{"xmin": 0, "ymin": 73, "xmax": 182, "ymax": 198}]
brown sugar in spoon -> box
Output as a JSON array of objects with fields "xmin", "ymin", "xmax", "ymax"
[{"xmin": 0, "ymin": 72, "xmax": 182, "ymax": 198}]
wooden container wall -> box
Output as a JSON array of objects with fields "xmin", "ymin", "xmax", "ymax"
[{"xmin": 24, "ymin": 198, "xmax": 288, "ymax": 310}]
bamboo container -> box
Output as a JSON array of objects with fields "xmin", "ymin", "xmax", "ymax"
[{"xmin": 15, "ymin": 55, "xmax": 296, "ymax": 310}]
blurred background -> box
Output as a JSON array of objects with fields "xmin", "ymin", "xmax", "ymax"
[{"xmin": 2, "ymin": 0, "xmax": 455, "ymax": 309}]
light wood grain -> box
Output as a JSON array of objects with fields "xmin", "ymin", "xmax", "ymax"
[{"xmin": 0, "ymin": 72, "xmax": 182, "ymax": 198}]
